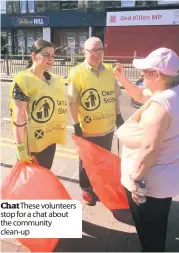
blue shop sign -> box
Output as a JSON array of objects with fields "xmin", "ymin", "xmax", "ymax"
[{"xmin": 12, "ymin": 16, "xmax": 49, "ymax": 26}]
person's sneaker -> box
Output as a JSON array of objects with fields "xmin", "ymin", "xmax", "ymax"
[{"xmin": 82, "ymin": 191, "xmax": 96, "ymax": 206}]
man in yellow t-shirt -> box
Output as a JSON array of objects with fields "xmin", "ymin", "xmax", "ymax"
[{"xmin": 68, "ymin": 37, "xmax": 124, "ymax": 205}]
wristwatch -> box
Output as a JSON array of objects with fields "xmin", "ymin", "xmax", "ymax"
[{"xmin": 129, "ymin": 175, "xmax": 141, "ymax": 184}]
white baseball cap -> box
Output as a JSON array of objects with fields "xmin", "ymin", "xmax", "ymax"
[{"xmin": 133, "ymin": 48, "xmax": 179, "ymax": 76}]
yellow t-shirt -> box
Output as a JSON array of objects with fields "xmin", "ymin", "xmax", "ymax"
[
  {"xmin": 10, "ymin": 70, "xmax": 67, "ymax": 152},
  {"xmin": 68, "ymin": 63, "xmax": 116, "ymax": 134}
]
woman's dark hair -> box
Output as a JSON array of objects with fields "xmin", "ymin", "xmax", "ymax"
[{"xmin": 26, "ymin": 39, "xmax": 54, "ymax": 81}]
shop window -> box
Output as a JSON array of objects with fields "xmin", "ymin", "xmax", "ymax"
[
  {"xmin": 59, "ymin": 1, "xmax": 78, "ymax": 11},
  {"xmin": 1, "ymin": 33, "xmax": 7, "ymax": 47},
  {"xmin": 105, "ymin": 1, "xmax": 121, "ymax": 8},
  {"xmin": 113, "ymin": 1, "xmax": 121, "ymax": 8},
  {"xmin": 92, "ymin": 1, "xmax": 105, "ymax": 11},
  {"xmin": 69, "ymin": 1, "xmax": 78, "ymax": 10},
  {"xmin": 0, "ymin": 0, "xmax": 6, "ymax": 14},
  {"xmin": 5, "ymin": 1, "xmax": 20, "ymax": 14},
  {"xmin": 20, "ymin": 0, "xmax": 27, "ymax": 13},
  {"xmin": 26, "ymin": 30, "xmax": 35, "ymax": 54},
  {"xmin": 87, "ymin": 1, "xmax": 94, "ymax": 9},
  {"xmin": 104, "ymin": 1, "xmax": 114, "ymax": 9},
  {"xmin": 78, "ymin": 1, "xmax": 88, "ymax": 9},
  {"xmin": 14, "ymin": 29, "xmax": 42, "ymax": 55},
  {"xmin": 1, "ymin": 31, "xmax": 12, "ymax": 54},
  {"xmin": 28, "ymin": 0, "xmax": 35, "ymax": 13},
  {"xmin": 7, "ymin": 32, "xmax": 13, "ymax": 54},
  {"xmin": 66, "ymin": 32, "xmax": 76, "ymax": 55},
  {"xmin": 60, "ymin": 1, "xmax": 69, "ymax": 10},
  {"xmin": 15, "ymin": 30, "xmax": 25, "ymax": 54},
  {"xmin": 6, "ymin": 1, "xmax": 13, "ymax": 14},
  {"xmin": 52, "ymin": 28, "xmax": 88, "ymax": 56},
  {"xmin": 36, "ymin": 29, "xmax": 42, "ymax": 39},
  {"xmin": 46, "ymin": 1, "xmax": 60, "ymax": 11},
  {"xmin": 35, "ymin": 1, "xmax": 46, "ymax": 13},
  {"xmin": 1, "ymin": 32, "xmax": 8, "ymax": 53},
  {"xmin": 77, "ymin": 32, "xmax": 88, "ymax": 55},
  {"xmin": 149, "ymin": 1, "xmax": 157, "ymax": 6},
  {"xmin": 26, "ymin": 28, "xmax": 42, "ymax": 54},
  {"xmin": 87, "ymin": 0, "xmax": 119, "ymax": 10},
  {"xmin": 13, "ymin": 1, "xmax": 20, "ymax": 13},
  {"xmin": 136, "ymin": 1, "xmax": 149, "ymax": 7}
]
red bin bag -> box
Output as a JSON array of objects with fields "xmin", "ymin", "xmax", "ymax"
[
  {"xmin": 72, "ymin": 135, "xmax": 129, "ymax": 210},
  {"xmin": 1, "ymin": 159, "xmax": 71, "ymax": 252}
]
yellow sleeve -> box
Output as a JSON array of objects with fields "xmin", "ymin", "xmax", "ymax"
[
  {"xmin": 68, "ymin": 66, "xmax": 81, "ymax": 91},
  {"xmin": 67, "ymin": 66, "xmax": 81, "ymax": 104},
  {"xmin": 9, "ymin": 72, "xmax": 29, "ymax": 126}
]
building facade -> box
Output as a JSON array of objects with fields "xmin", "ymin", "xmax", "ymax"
[
  {"xmin": 105, "ymin": 0, "xmax": 179, "ymax": 57},
  {"xmin": 1, "ymin": 0, "xmax": 106, "ymax": 55},
  {"xmin": 1, "ymin": 1, "xmax": 179, "ymax": 56}
]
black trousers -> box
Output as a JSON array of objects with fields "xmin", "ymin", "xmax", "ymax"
[
  {"xmin": 79, "ymin": 132, "xmax": 114, "ymax": 189},
  {"xmin": 125, "ymin": 188, "xmax": 172, "ymax": 252},
  {"xmin": 31, "ymin": 144, "xmax": 56, "ymax": 170}
]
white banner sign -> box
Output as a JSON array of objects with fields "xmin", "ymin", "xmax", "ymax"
[
  {"xmin": 121, "ymin": 0, "xmax": 135, "ymax": 7},
  {"xmin": 43, "ymin": 27, "xmax": 51, "ymax": 42},
  {"xmin": 107, "ymin": 9, "xmax": 179, "ymax": 26},
  {"xmin": 158, "ymin": 0, "xmax": 179, "ymax": 4}
]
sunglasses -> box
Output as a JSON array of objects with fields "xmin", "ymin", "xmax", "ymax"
[
  {"xmin": 142, "ymin": 69, "xmax": 157, "ymax": 76},
  {"xmin": 85, "ymin": 48, "xmax": 104, "ymax": 54}
]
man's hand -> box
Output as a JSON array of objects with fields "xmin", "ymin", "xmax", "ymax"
[
  {"xmin": 116, "ymin": 114, "xmax": 124, "ymax": 128},
  {"xmin": 114, "ymin": 63, "xmax": 125, "ymax": 80},
  {"xmin": 16, "ymin": 143, "xmax": 33, "ymax": 163},
  {"xmin": 73, "ymin": 123, "xmax": 83, "ymax": 137}
]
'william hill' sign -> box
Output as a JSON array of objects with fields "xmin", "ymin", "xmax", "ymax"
[{"xmin": 12, "ymin": 16, "xmax": 49, "ymax": 26}]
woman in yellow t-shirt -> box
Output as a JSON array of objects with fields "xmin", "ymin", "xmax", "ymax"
[{"xmin": 10, "ymin": 39, "xmax": 67, "ymax": 169}]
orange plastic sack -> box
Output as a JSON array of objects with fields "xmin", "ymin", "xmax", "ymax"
[
  {"xmin": 72, "ymin": 135, "xmax": 129, "ymax": 210},
  {"xmin": 1, "ymin": 160, "xmax": 71, "ymax": 252}
]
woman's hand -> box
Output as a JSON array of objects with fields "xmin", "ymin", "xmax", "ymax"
[
  {"xmin": 114, "ymin": 63, "xmax": 125, "ymax": 80},
  {"xmin": 130, "ymin": 181, "xmax": 139, "ymax": 205},
  {"xmin": 16, "ymin": 143, "xmax": 33, "ymax": 163},
  {"xmin": 130, "ymin": 180, "xmax": 146, "ymax": 205}
]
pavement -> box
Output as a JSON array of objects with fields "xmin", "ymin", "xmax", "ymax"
[
  {"xmin": 0, "ymin": 73, "xmax": 138, "ymax": 86},
  {"xmin": 1, "ymin": 81, "xmax": 179, "ymax": 252},
  {"xmin": 1, "ymin": 74, "xmax": 14, "ymax": 82}
]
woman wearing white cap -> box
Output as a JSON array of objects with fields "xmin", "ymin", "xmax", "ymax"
[{"xmin": 114, "ymin": 48, "xmax": 179, "ymax": 252}]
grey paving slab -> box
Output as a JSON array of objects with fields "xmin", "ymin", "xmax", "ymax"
[
  {"xmin": 165, "ymin": 200, "xmax": 179, "ymax": 252},
  {"xmin": 54, "ymin": 234, "xmax": 108, "ymax": 252},
  {"xmin": 1, "ymin": 239, "xmax": 22, "ymax": 247},
  {"xmin": 1, "ymin": 146, "xmax": 15, "ymax": 164},
  {"xmin": 0, "ymin": 239, "xmax": 30, "ymax": 252},
  {"xmin": 0, "ymin": 240, "xmax": 20, "ymax": 252},
  {"xmin": 52, "ymin": 158, "xmax": 78, "ymax": 182},
  {"xmin": 83, "ymin": 202, "xmax": 114, "ymax": 240},
  {"xmin": 1, "ymin": 150, "xmax": 16, "ymax": 183},
  {"xmin": 107, "ymin": 209, "xmax": 139, "ymax": 252}
]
